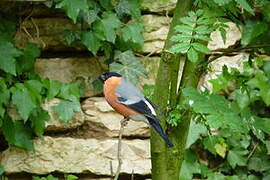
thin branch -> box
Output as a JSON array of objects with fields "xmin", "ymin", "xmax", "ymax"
[
  {"xmin": 113, "ymin": 118, "xmax": 128, "ymax": 180},
  {"xmin": 208, "ymin": 44, "xmax": 270, "ymax": 64},
  {"xmin": 247, "ymin": 142, "xmax": 259, "ymax": 160}
]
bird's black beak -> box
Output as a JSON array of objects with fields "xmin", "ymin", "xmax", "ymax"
[{"xmin": 98, "ymin": 74, "xmax": 106, "ymax": 82}]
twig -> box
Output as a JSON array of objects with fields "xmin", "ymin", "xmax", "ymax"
[
  {"xmin": 247, "ymin": 142, "xmax": 259, "ymax": 160},
  {"xmin": 113, "ymin": 118, "xmax": 127, "ymax": 180},
  {"xmin": 208, "ymin": 44, "xmax": 270, "ymax": 64},
  {"xmin": 131, "ymin": 170, "xmax": 134, "ymax": 180},
  {"xmin": 110, "ymin": 161, "xmax": 113, "ymax": 180}
]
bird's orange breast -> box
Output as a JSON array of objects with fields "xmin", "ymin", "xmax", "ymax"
[{"xmin": 104, "ymin": 77, "xmax": 138, "ymax": 117}]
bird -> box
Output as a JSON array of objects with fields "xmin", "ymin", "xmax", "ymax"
[{"xmin": 98, "ymin": 72, "xmax": 173, "ymax": 147}]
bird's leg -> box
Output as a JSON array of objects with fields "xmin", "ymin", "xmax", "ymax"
[{"xmin": 120, "ymin": 117, "xmax": 129, "ymax": 127}]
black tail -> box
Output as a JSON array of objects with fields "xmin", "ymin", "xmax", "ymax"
[{"xmin": 148, "ymin": 118, "xmax": 173, "ymax": 147}]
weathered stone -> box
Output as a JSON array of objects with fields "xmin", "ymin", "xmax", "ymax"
[
  {"xmin": 140, "ymin": 0, "xmax": 177, "ymax": 13},
  {"xmin": 35, "ymin": 57, "xmax": 106, "ymax": 97},
  {"xmin": 14, "ymin": 17, "xmax": 81, "ymax": 51},
  {"xmin": 199, "ymin": 53, "xmax": 249, "ymax": 90},
  {"xmin": 82, "ymin": 97, "xmax": 150, "ymax": 138},
  {"xmin": 42, "ymin": 98, "xmax": 85, "ymax": 131},
  {"xmin": 142, "ymin": 15, "xmax": 170, "ymax": 54},
  {"xmin": 0, "ymin": 137, "xmax": 151, "ymax": 175},
  {"xmin": 208, "ymin": 22, "xmax": 241, "ymax": 51},
  {"xmin": 7, "ymin": 98, "xmax": 85, "ymax": 131}
]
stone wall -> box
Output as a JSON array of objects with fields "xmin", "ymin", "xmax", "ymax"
[{"xmin": 0, "ymin": 1, "xmax": 243, "ymax": 179}]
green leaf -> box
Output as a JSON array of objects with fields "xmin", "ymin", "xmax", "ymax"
[
  {"xmin": 180, "ymin": 16, "xmax": 196, "ymax": 25},
  {"xmin": 169, "ymin": 42, "xmax": 191, "ymax": 53},
  {"xmin": 227, "ymin": 149, "xmax": 248, "ymax": 168},
  {"xmin": 52, "ymin": 97, "xmax": 81, "ymax": 123},
  {"xmin": 248, "ymin": 156, "xmax": 270, "ymax": 172},
  {"xmin": 63, "ymin": 30, "xmax": 81, "ymax": 45},
  {"xmin": 174, "ymin": 25, "xmax": 194, "ymax": 33},
  {"xmin": 247, "ymin": 71, "xmax": 270, "ymax": 105},
  {"xmin": 0, "ymin": 34, "xmax": 22, "ymax": 75},
  {"xmin": 266, "ymin": 141, "xmax": 270, "ymax": 155},
  {"xmin": 235, "ymin": 0, "xmax": 254, "ymax": 14},
  {"xmin": 254, "ymin": 117, "xmax": 270, "ymax": 135},
  {"xmin": 78, "ymin": 9, "xmax": 99, "ymax": 25},
  {"xmin": 25, "ymin": 80, "xmax": 43, "ymax": 105},
  {"xmin": 192, "ymin": 42, "xmax": 211, "ymax": 54},
  {"xmin": 219, "ymin": 27, "xmax": 227, "ymax": 44},
  {"xmin": 94, "ymin": 12, "xmax": 122, "ymax": 43},
  {"xmin": 207, "ymin": 172, "xmax": 226, "ymax": 180},
  {"xmin": 115, "ymin": 0, "xmax": 141, "ymax": 20},
  {"xmin": 43, "ymin": 79, "xmax": 62, "ymax": 99},
  {"xmin": 186, "ymin": 120, "xmax": 207, "ymax": 148},
  {"xmin": 92, "ymin": 79, "xmax": 103, "ymax": 91},
  {"xmin": 122, "ymin": 22, "xmax": 144, "ymax": 47},
  {"xmin": 180, "ymin": 150, "xmax": 201, "ymax": 180},
  {"xmin": 65, "ymin": 174, "xmax": 78, "ymax": 180},
  {"xmin": 213, "ymin": 0, "xmax": 232, "ymax": 5},
  {"xmin": 110, "ymin": 50, "xmax": 147, "ymax": 84},
  {"xmin": 30, "ymin": 108, "xmax": 50, "ymax": 137},
  {"xmin": 11, "ymin": 83, "xmax": 37, "ymax": 121},
  {"xmin": 0, "ymin": 78, "xmax": 10, "ymax": 118},
  {"xmin": 0, "ymin": 166, "xmax": 4, "ymax": 176},
  {"xmin": 81, "ymin": 31, "xmax": 101, "ymax": 55},
  {"xmin": 170, "ymin": 34, "xmax": 193, "ymax": 42},
  {"xmin": 203, "ymin": 136, "xmax": 219, "ymax": 155},
  {"xmin": 195, "ymin": 25, "xmax": 212, "ymax": 34},
  {"xmin": 2, "ymin": 117, "xmax": 34, "ymax": 151},
  {"xmin": 241, "ymin": 21, "xmax": 268, "ymax": 46},
  {"xmin": 17, "ymin": 43, "xmax": 40, "ymax": 75},
  {"xmin": 99, "ymin": 0, "xmax": 113, "ymax": 10},
  {"xmin": 187, "ymin": 47, "xmax": 198, "ymax": 62},
  {"xmin": 56, "ymin": 0, "xmax": 89, "ymax": 23},
  {"xmin": 209, "ymin": 74, "xmax": 229, "ymax": 93}
]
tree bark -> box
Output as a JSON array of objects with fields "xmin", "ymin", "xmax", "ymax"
[{"xmin": 151, "ymin": 0, "xmax": 206, "ymax": 179}]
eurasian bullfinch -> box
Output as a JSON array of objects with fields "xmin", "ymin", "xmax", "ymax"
[{"xmin": 99, "ymin": 72, "xmax": 173, "ymax": 147}]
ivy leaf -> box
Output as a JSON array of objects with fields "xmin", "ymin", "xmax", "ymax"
[
  {"xmin": 235, "ymin": 0, "xmax": 254, "ymax": 14},
  {"xmin": 52, "ymin": 97, "xmax": 81, "ymax": 123},
  {"xmin": 0, "ymin": 34, "xmax": 22, "ymax": 75},
  {"xmin": 248, "ymin": 156, "xmax": 270, "ymax": 172},
  {"xmin": 81, "ymin": 31, "xmax": 101, "ymax": 55},
  {"xmin": 115, "ymin": 0, "xmax": 141, "ymax": 21},
  {"xmin": 254, "ymin": 117, "xmax": 270, "ymax": 135},
  {"xmin": 63, "ymin": 30, "xmax": 81, "ymax": 45},
  {"xmin": 11, "ymin": 83, "xmax": 37, "ymax": 121},
  {"xmin": 192, "ymin": 42, "xmax": 211, "ymax": 54},
  {"xmin": 0, "ymin": 166, "xmax": 4, "ymax": 176},
  {"xmin": 203, "ymin": 136, "xmax": 219, "ymax": 155},
  {"xmin": 241, "ymin": 21, "xmax": 268, "ymax": 46},
  {"xmin": 79, "ymin": 10, "xmax": 99, "ymax": 25},
  {"xmin": 122, "ymin": 22, "xmax": 144, "ymax": 47},
  {"xmin": 110, "ymin": 50, "xmax": 147, "ymax": 84},
  {"xmin": 0, "ymin": 78, "xmax": 10, "ymax": 118},
  {"xmin": 2, "ymin": 117, "xmax": 34, "ymax": 151},
  {"xmin": 209, "ymin": 74, "xmax": 229, "ymax": 93},
  {"xmin": 99, "ymin": 0, "xmax": 113, "ymax": 10},
  {"xmin": 247, "ymin": 71, "xmax": 270, "ymax": 105},
  {"xmin": 30, "ymin": 108, "xmax": 50, "ymax": 137},
  {"xmin": 94, "ymin": 12, "xmax": 122, "ymax": 43},
  {"xmin": 227, "ymin": 149, "xmax": 248, "ymax": 168},
  {"xmin": 25, "ymin": 80, "xmax": 43, "ymax": 105},
  {"xmin": 56, "ymin": 0, "xmax": 89, "ymax": 23},
  {"xmin": 186, "ymin": 120, "xmax": 207, "ymax": 148},
  {"xmin": 17, "ymin": 43, "xmax": 40, "ymax": 75},
  {"xmin": 187, "ymin": 47, "xmax": 198, "ymax": 62}
]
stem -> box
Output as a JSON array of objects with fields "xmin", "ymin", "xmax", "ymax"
[
  {"xmin": 113, "ymin": 118, "xmax": 126, "ymax": 180},
  {"xmin": 208, "ymin": 44, "xmax": 270, "ymax": 63}
]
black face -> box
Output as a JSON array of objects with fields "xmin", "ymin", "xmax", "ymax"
[{"xmin": 98, "ymin": 72, "xmax": 122, "ymax": 82}]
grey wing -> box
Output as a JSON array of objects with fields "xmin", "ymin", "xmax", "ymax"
[{"xmin": 115, "ymin": 79, "xmax": 145, "ymax": 105}]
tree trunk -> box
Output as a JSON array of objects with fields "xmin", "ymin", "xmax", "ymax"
[{"xmin": 151, "ymin": 0, "xmax": 206, "ymax": 179}]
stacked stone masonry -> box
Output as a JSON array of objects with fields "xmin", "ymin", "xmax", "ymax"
[{"xmin": 0, "ymin": 0, "xmax": 244, "ymax": 179}]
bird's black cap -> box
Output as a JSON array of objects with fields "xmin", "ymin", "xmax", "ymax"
[{"xmin": 98, "ymin": 72, "xmax": 122, "ymax": 82}]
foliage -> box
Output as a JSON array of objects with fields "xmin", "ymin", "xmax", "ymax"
[
  {"xmin": 0, "ymin": 18, "xmax": 81, "ymax": 151},
  {"xmin": 178, "ymin": 59, "xmax": 270, "ymax": 179},
  {"xmin": 169, "ymin": 9, "xmax": 229, "ymax": 62},
  {"xmin": 51, "ymin": 0, "xmax": 146, "ymax": 84},
  {"xmin": 32, "ymin": 174, "xmax": 78, "ymax": 180}
]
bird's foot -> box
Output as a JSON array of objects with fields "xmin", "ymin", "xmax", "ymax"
[{"xmin": 121, "ymin": 117, "xmax": 129, "ymax": 127}]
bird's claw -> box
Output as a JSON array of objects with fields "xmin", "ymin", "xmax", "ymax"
[{"xmin": 121, "ymin": 117, "xmax": 129, "ymax": 127}]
